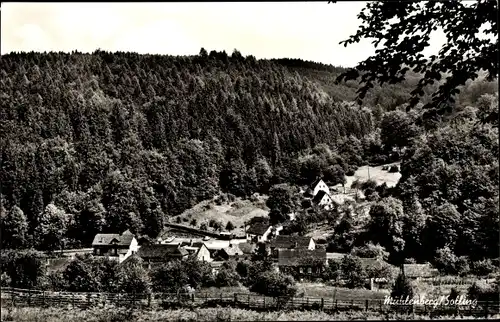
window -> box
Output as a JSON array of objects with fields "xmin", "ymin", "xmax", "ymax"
[
  {"xmin": 114, "ymin": 248, "xmax": 118, "ymax": 256},
  {"xmin": 299, "ymin": 267, "xmax": 303, "ymax": 274}
]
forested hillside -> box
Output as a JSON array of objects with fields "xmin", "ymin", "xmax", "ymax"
[
  {"xmin": 0, "ymin": 49, "xmax": 375, "ymax": 249},
  {"xmin": 0, "ymin": 49, "xmax": 498, "ymax": 256}
]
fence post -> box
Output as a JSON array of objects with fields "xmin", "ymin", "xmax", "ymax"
[
  {"xmin": 335, "ymin": 299, "xmax": 338, "ymax": 310},
  {"xmin": 28, "ymin": 290, "xmax": 32, "ymax": 306},
  {"xmin": 220, "ymin": 292, "xmax": 223, "ymax": 303},
  {"xmin": 351, "ymin": 299, "xmax": 354, "ymax": 309},
  {"xmin": 12, "ymin": 292, "xmax": 16, "ymax": 307},
  {"xmin": 234, "ymin": 293, "xmax": 237, "ymax": 306},
  {"xmin": 72, "ymin": 293, "xmax": 75, "ymax": 308},
  {"xmin": 379, "ymin": 299, "xmax": 382, "ymax": 312},
  {"xmin": 321, "ymin": 298, "xmax": 324, "ymax": 311},
  {"xmin": 485, "ymin": 300, "xmax": 489, "ymax": 318},
  {"xmin": 365, "ymin": 299, "xmax": 368, "ymax": 311},
  {"xmin": 148, "ymin": 293, "xmax": 151, "ymax": 308},
  {"xmin": 248, "ymin": 294, "xmax": 250, "ymax": 308},
  {"xmin": 42, "ymin": 291, "xmax": 46, "ymax": 307}
]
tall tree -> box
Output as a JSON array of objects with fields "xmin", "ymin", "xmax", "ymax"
[
  {"xmin": 336, "ymin": 1, "xmax": 498, "ymax": 112},
  {"xmin": 1, "ymin": 205, "xmax": 29, "ymax": 249}
]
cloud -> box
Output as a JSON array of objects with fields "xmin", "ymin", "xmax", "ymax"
[{"xmin": 0, "ymin": 2, "xmax": 444, "ymax": 67}]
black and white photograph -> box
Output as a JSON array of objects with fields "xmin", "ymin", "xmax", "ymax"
[{"xmin": 0, "ymin": 1, "xmax": 499, "ymax": 321}]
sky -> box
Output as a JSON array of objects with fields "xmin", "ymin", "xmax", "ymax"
[{"xmin": 1, "ymin": 2, "xmax": 448, "ymax": 67}]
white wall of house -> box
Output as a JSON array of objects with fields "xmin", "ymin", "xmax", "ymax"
[
  {"xmin": 313, "ymin": 180, "xmax": 330, "ymax": 196},
  {"xmin": 308, "ymin": 239, "xmax": 316, "ymax": 250},
  {"xmin": 261, "ymin": 226, "xmax": 272, "ymax": 242},
  {"xmin": 118, "ymin": 238, "xmax": 138, "ymax": 263},
  {"xmin": 196, "ymin": 245, "xmax": 212, "ymax": 262},
  {"xmin": 318, "ymin": 195, "xmax": 334, "ymax": 210},
  {"xmin": 247, "ymin": 226, "xmax": 272, "ymax": 242}
]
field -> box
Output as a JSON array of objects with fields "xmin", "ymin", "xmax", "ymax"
[
  {"xmin": 176, "ymin": 194, "xmax": 269, "ymax": 236},
  {"xmin": 2, "ymin": 306, "xmax": 498, "ymax": 321},
  {"xmin": 297, "ymin": 283, "xmax": 389, "ymax": 299},
  {"xmin": 332, "ymin": 162, "xmax": 402, "ymax": 194}
]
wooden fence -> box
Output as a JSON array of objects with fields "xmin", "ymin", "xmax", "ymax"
[{"xmin": 1, "ymin": 288, "xmax": 499, "ymax": 318}]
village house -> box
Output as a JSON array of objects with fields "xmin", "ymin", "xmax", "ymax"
[
  {"xmin": 277, "ymin": 249, "xmax": 327, "ymax": 278},
  {"xmin": 91, "ymin": 230, "xmax": 139, "ymax": 263},
  {"xmin": 306, "ymin": 178, "xmax": 330, "ymax": 197},
  {"xmin": 270, "ymin": 235, "xmax": 316, "ymax": 258},
  {"xmin": 402, "ymin": 263, "xmax": 439, "ymax": 280},
  {"xmin": 237, "ymin": 242, "xmax": 256, "ymax": 260},
  {"xmin": 137, "ymin": 244, "xmax": 189, "ymax": 269},
  {"xmin": 312, "ymin": 190, "xmax": 335, "ymax": 210},
  {"xmin": 246, "ymin": 222, "xmax": 273, "ymax": 243},
  {"xmin": 213, "ymin": 243, "xmax": 244, "ymax": 261},
  {"xmin": 178, "ymin": 240, "xmax": 212, "ymax": 262}
]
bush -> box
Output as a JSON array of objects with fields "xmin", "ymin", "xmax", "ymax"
[
  {"xmin": 388, "ymin": 165, "xmax": 399, "ymax": 173},
  {"xmin": 341, "ymin": 255, "xmax": 367, "ymax": 289},
  {"xmin": 1, "ymin": 272, "xmax": 11, "ymax": 287},
  {"xmin": 182, "ymin": 217, "xmax": 189, "ymax": 222},
  {"xmin": 227, "ymin": 193, "xmax": 236, "ymax": 202},
  {"xmin": 1, "ymin": 249, "xmax": 47, "ymax": 289},
  {"xmin": 250, "ymin": 271, "xmax": 297, "ymax": 298},
  {"xmin": 232, "ymin": 201, "xmax": 246, "ymax": 209},
  {"xmin": 351, "ymin": 242, "xmax": 389, "ymax": 260},
  {"xmin": 209, "ymin": 219, "xmax": 223, "ymax": 231},
  {"xmin": 175, "ymin": 216, "xmax": 182, "ymax": 224},
  {"xmin": 215, "ymin": 194, "xmax": 228, "ymax": 205},
  {"xmin": 200, "ymin": 222, "xmax": 208, "ymax": 231},
  {"xmin": 391, "ymin": 273, "xmax": 414, "ymax": 299},
  {"xmin": 316, "ymin": 238, "xmax": 327, "ymax": 245},
  {"xmin": 361, "ymin": 179, "xmax": 377, "ymax": 191},
  {"xmin": 365, "ymin": 189, "xmax": 379, "ymax": 202},
  {"xmin": 236, "ymin": 261, "xmax": 250, "ymax": 279},
  {"xmin": 190, "ymin": 218, "xmax": 198, "ymax": 226},
  {"xmin": 434, "ymin": 247, "xmax": 458, "ymax": 275},
  {"xmin": 215, "ymin": 266, "xmax": 240, "ymax": 287},
  {"xmin": 226, "ymin": 221, "xmax": 235, "ymax": 231},
  {"xmin": 471, "ymin": 259, "xmax": 497, "ymax": 276}
]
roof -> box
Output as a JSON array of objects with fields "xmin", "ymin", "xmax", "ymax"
[
  {"xmin": 270, "ymin": 235, "xmax": 313, "ymax": 249},
  {"xmin": 238, "ymin": 242, "xmax": 256, "ymax": 254},
  {"xmin": 403, "ymin": 263, "xmax": 439, "ymax": 278},
  {"xmin": 137, "ymin": 244, "xmax": 189, "ymax": 259},
  {"xmin": 220, "ymin": 244, "xmax": 243, "ymax": 256},
  {"xmin": 278, "ymin": 249, "xmax": 327, "ymax": 266},
  {"xmin": 326, "ymin": 252, "xmax": 346, "ymax": 260},
  {"xmin": 92, "ymin": 231, "xmax": 135, "ymax": 247},
  {"xmin": 312, "ymin": 190, "xmax": 331, "ymax": 204},
  {"xmin": 210, "ymin": 261, "xmax": 225, "ymax": 268},
  {"xmin": 310, "ymin": 178, "xmax": 324, "ymax": 189},
  {"xmin": 246, "ymin": 222, "xmax": 271, "ymax": 235}
]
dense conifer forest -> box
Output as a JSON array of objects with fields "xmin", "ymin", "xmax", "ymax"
[{"xmin": 0, "ymin": 49, "xmax": 498, "ymax": 265}]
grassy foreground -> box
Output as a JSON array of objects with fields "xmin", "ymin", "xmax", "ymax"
[{"xmin": 2, "ymin": 306, "xmax": 499, "ymax": 321}]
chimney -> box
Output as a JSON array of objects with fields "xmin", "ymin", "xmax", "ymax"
[{"xmin": 229, "ymin": 243, "xmax": 233, "ymax": 248}]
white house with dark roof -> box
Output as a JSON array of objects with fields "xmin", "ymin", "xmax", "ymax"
[
  {"xmin": 246, "ymin": 222, "xmax": 273, "ymax": 243},
  {"xmin": 91, "ymin": 230, "xmax": 138, "ymax": 263},
  {"xmin": 307, "ymin": 178, "xmax": 330, "ymax": 197},
  {"xmin": 312, "ymin": 190, "xmax": 335, "ymax": 210}
]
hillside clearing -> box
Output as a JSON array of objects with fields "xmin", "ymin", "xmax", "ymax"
[
  {"xmin": 176, "ymin": 194, "xmax": 269, "ymax": 236},
  {"xmin": 332, "ymin": 162, "xmax": 402, "ymax": 194}
]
